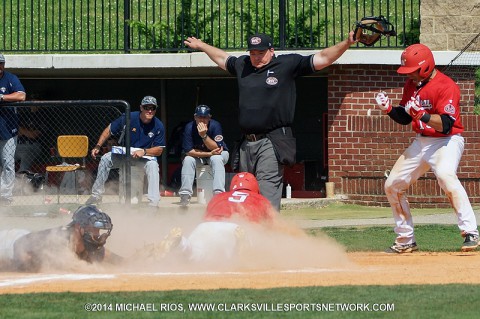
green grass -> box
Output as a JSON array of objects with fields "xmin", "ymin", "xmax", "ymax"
[
  {"xmin": 1, "ymin": 204, "xmax": 478, "ymax": 318},
  {"xmin": 0, "ymin": 285, "xmax": 478, "ymax": 319},
  {"xmin": 281, "ymin": 202, "xmax": 458, "ymax": 220},
  {"xmin": 312, "ymin": 224, "xmax": 462, "ymax": 252}
]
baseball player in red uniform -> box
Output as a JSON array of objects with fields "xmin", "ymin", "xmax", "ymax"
[
  {"xmin": 157, "ymin": 172, "xmax": 276, "ymax": 264},
  {"xmin": 375, "ymin": 43, "xmax": 479, "ymax": 253},
  {"xmin": 204, "ymin": 172, "xmax": 275, "ymax": 223}
]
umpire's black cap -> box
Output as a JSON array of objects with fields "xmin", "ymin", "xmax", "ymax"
[{"xmin": 247, "ymin": 33, "xmax": 273, "ymax": 51}]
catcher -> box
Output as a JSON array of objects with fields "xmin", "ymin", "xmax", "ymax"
[{"xmin": 0, "ymin": 205, "xmax": 121, "ymax": 272}]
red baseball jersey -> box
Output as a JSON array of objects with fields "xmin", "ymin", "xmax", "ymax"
[
  {"xmin": 204, "ymin": 190, "xmax": 274, "ymax": 223},
  {"xmin": 400, "ymin": 70, "xmax": 464, "ymax": 137}
]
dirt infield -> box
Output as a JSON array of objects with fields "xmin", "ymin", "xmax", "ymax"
[
  {"xmin": 1, "ymin": 203, "xmax": 479, "ymax": 294},
  {"xmin": 1, "ymin": 251, "xmax": 479, "ymax": 294}
]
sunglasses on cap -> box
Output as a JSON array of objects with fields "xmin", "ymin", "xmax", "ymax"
[{"xmin": 143, "ymin": 105, "xmax": 157, "ymax": 111}]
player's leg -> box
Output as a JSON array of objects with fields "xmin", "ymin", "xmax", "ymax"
[
  {"xmin": 0, "ymin": 229, "xmax": 30, "ymax": 270},
  {"xmin": 208, "ymin": 151, "xmax": 229, "ymax": 194},
  {"xmin": 427, "ymin": 135, "xmax": 478, "ymax": 251},
  {"xmin": 0, "ymin": 137, "xmax": 17, "ymax": 203},
  {"xmin": 88, "ymin": 152, "xmax": 118, "ymax": 203},
  {"xmin": 178, "ymin": 155, "xmax": 197, "ymax": 205},
  {"xmin": 384, "ymin": 137, "xmax": 429, "ymax": 251},
  {"xmin": 144, "ymin": 159, "xmax": 160, "ymax": 206},
  {"xmin": 241, "ymin": 139, "xmax": 283, "ymax": 211},
  {"xmin": 187, "ymin": 221, "xmax": 245, "ymax": 264}
]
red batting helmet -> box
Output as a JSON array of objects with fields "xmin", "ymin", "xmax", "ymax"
[
  {"xmin": 397, "ymin": 43, "xmax": 435, "ymax": 78},
  {"xmin": 230, "ymin": 172, "xmax": 260, "ymax": 194}
]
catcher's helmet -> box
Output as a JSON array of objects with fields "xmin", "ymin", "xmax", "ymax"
[
  {"xmin": 397, "ymin": 44, "xmax": 435, "ymax": 78},
  {"xmin": 230, "ymin": 172, "xmax": 260, "ymax": 194},
  {"xmin": 68, "ymin": 205, "xmax": 113, "ymax": 249}
]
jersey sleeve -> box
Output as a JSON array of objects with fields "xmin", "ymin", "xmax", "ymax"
[
  {"xmin": 181, "ymin": 121, "xmax": 195, "ymax": 153},
  {"xmin": 435, "ymin": 83, "xmax": 460, "ymax": 119},
  {"xmin": 109, "ymin": 114, "xmax": 126, "ymax": 136},
  {"xmin": 226, "ymin": 56, "xmax": 239, "ymax": 76},
  {"xmin": 282, "ymin": 54, "xmax": 316, "ymax": 78},
  {"xmin": 208, "ymin": 120, "xmax": 228, "ymax": 151},
  {"xmin": 152, "ymin": 120, "xmax": 166, "ymax": 147},
  {"xmin": 7, "ymin": 73, "xmax": 26, "ymax": 93}
]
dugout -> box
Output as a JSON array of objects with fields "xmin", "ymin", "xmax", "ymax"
[{"xmin": 20, "ymin": 75, "xmax": 329, "ymax": 196}]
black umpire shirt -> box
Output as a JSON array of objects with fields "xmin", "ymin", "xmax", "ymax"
[{"xmin": 226, "ymin": 54, "xmax": 316, "ymax": 134}]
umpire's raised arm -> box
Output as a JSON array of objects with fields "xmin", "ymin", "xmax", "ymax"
[
  {"xmin": 184, "ymin": 36, "xmax": 230, "ymax": 71},
  {"xmin": 312, "ymin": 31, "xmax": 357, "ymax": 71}
]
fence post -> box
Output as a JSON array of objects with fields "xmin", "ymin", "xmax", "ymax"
[
  {"xmin": 124, "ymin": 0, "xmax": 131, "ymax": 53},
  {"xmin": 279, "ymin": 0, "xmax": 286, "ymax": 50}
]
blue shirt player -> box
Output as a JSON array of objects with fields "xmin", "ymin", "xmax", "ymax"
[
  {"xmin": 86, "ymin": 96, "xmax": 165, "ymax": 207},
  {"xmin": 178, "ymin": 105, "xmax": 229, "ymax": 207},
  {"xmin": 0, "ymin": 53, "xmax": 27, "ymax": 205}
]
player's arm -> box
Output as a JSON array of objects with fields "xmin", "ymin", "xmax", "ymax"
[
  {"xmin": 186, "ymin": 146, "xmax": 223, "ymax": 158},
  {"xmin": 0, "ymin": 91, "xmax": 26, "ymax": 102},
  {"xmin": 102, "ymin": 249, "xmax": 125, "ymax": 265},
  {"xmin": 312, "ymin": 31, "xmax": 356, "ymax": 71},
  {"xmin": 91, "ymin": 125, "xmax": 112, "ymax": 158},
  {"xmin": 184, "ymin": 36, "xmax": 230, "ymax": 70}
]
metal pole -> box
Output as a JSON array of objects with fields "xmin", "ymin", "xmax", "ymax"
[
  {"xmin": 124, "ymin": 0, "xmax": 131, "ymax": 53},
  {"xmin": 279, "ymin": 0, "xmax": 286, "ymax": 49}
]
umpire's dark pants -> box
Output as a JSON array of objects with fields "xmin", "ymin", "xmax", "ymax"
[{"xmin": 239, "ymin": 138, "xmax": 283, "ymax": 211}]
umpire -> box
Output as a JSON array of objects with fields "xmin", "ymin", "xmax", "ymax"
[{"xmin": 184, "ymin": 33, "xmax": 356, "ymax": 210}]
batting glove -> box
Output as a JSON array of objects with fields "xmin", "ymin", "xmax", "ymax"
[
  {"xmin": 404, "ymin": 97, "xmax": 427, "ymax": 121},
  {"xmin": 375, "ymin": 92, "xmax": 392, "ymax": 113}
]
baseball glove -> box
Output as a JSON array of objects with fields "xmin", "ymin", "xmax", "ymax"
[{"xmin": 353, "ymin": 15, "xmax": 396, "ymax": 46}]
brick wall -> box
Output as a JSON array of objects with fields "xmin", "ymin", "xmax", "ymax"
[{"xmin": 327, "ymin": 64, "xmax": 480, "ymax": 208}]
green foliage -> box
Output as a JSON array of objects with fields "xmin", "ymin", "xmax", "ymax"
[{"xmin": 397, "ymin": 18, "xmax": 420, "ymax": 45}]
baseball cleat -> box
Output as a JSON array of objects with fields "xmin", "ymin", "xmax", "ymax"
[
  {"xmin": 179, "ymin": 194, "xmax": 190, "ymax": 207},
  {"xmin": 461, "ymin": 233, "xmax": 479, "ymax": 252},
  {"xmin": 85, "ymin": 195, "xmax": 102, "ymax": 205},
  {"xmin": 384, "ymin": 242, "xmax": 418, "ymax": 254}
]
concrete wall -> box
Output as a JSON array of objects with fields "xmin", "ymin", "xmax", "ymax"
[{"xmin": 421, "ymin": 0, "xmax": 480, "ymax": 50}]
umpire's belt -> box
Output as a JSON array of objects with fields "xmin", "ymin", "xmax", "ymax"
[{"xmin": 245, "ymin": 133, "xmax": 267, "ymax": 142}]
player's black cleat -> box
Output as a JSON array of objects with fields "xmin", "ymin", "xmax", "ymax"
[
  {"xmin": 179, "ymin": 194, "xmax": 190, "ymax": 207},
  {"xmin": 461, "ymin": 233, "xmax": 479, "ymax": 252},
  {"xmin": 85, "ymin": 196, "xmax": 102, "ymax": 205}
]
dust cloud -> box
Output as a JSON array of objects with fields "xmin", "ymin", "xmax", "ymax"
[{"xmin": 0, "ymin": 203, "xmax": 350, "ymax": 274}]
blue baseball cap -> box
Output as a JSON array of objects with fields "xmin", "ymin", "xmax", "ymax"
[
  {"xmin": 141, "ymin": 96, "xmax": 157, "ymax": 107},
  {"xmin": 194, "ymin": 105, "xmax": 211, "ymax": 117}
]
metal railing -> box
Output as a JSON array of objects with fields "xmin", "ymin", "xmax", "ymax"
[
  {"xmin": 0, "ymin": 100, "xmax": 139, "ymax": 208},
  {"xmin": 0, "ymin": 0, "xmax": 420, "ymax": 53}
]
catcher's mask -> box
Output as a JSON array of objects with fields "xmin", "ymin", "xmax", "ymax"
[
  {"xmin": 230, "ymin": 172, "xmax": 260, "ymax": 194},
  {"xmin": 353, "ymin": 15, "xmax": 396, "ymax": 46},
  {"xmin": 68, "ymin": 205, "xmax": 113, "ymax": 250}
]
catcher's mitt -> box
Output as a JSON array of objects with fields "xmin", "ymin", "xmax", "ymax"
[{"xmin": 353, "ymin": 15, "xmax": 396, "ymax": 46}]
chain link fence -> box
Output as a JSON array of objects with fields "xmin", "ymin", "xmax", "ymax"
[{"xmin": 1, "ymin": 101, "xmax": 134, "ymax": 209}]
